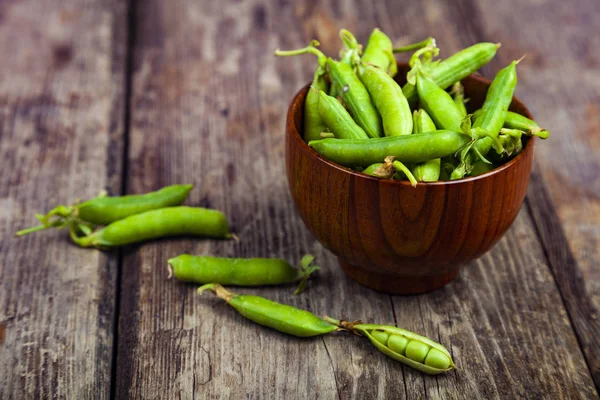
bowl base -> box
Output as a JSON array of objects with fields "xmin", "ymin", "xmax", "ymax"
[{"xmin": 338, "ymin": 258, "xmax": 459, "ymax": 295}]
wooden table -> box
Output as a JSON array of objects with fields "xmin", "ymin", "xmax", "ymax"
[{"xmin": 1, "ymin": 0, "xmax": 598, "ymax": 398}]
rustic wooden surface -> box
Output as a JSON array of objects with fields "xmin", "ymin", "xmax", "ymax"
[
  {"xmin": 0, "ymin": 0, "xmax": 127, "ymax": 398},
  {"xmin": 0, "ymin": 0, "xmax": 599, "ymax": 399}
]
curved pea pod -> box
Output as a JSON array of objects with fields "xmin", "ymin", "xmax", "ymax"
[
  {"xmin": 362, "ymin": 28, "xmax": 397, "ymax": 77},
  {"xmin": 274, "ymin": 41, "xmax": 329, "ymax": 142},
  {"xmin": 411, "ymin": 109, "xmax": 441, "ymax": 182},
  {"xmin": 403, "ymin": 42, "xmax": 501, "ymax": 105},
  {"xmin": 472, "ymin": 59, "xmax": 522, "ymax": 161},
  {"xmin": 452, "ymin": 82, "xmax": 468, "ymax": 117},
  {"xmin": 16, "ymin": 184, "xmax": 194, "ymax": 236},
  {"xmin": 198, "ymin": 284, "xmax": 338, "ymax": 338},
  {"xmin": 69, "ymin": 206, "xmax": 232, "ymax": 248},
  {"xmin": 327, "ymin": 58, "xmax": 383, "ymax": 138},
  {"xmin": 472, "ymin": 109, "xmax": 549, "ymax": 139},
  {"xmin": 355, "ymin": 324, "xmax": 454, "ymax": 375},
  {"xmin": 357, "ymin": 64, "xmax": 412, "ymax": 136},
  {"xmin": 309, "ymin": 130, "xmax": 471, "ymax": 167},
  {"xmin": 169, "ymin": 254, "xmax": 319, "ymax": 294},
  {"xmin": 316, "ymin": 90, "xmax": 369, "ymax": 139},
  {"xmin": 331, "ymin": 30, "xmax": 362, "ymax": 98},
  {"xmin": 416, "ymin": 69, "xmax": 464, "ymax": 132}
]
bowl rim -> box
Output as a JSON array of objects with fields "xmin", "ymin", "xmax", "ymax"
[{"xmin": 287, "ymin": 72, "xmax": 536, "ymax": 187}]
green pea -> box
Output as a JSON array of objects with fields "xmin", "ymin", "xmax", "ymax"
[
  {"xmin": 357, "ymin": 64, "xmax": 412, "ymax": 136},
  {"xmin": 327, "ymin": 58, "xmax": 383, "ymax": 138},
  {"xmin": 331, "ymin": 30, "xmax": 361, "ymax": 98},
  {"xmin": 198, "ymin": 284, "xmax": 338, "ymax": 338},
  {"xmin": 327, "ymin": 322, "xmax": 455, "ymax": 375},
  {"xmin": 425, "ymin": 348, "xmax": 452, "ymax": 370},
  {"xmin": 169, "ymin": 254, "xmax": 319, "ymax": 294},
  {"xmin": 361, "ymin": 28, "xmax": 397, "ymax": 76},
  {"xmin": 275, "ymin": 41, "xmax": 329, "ymax": 142},
  {"xmin": 371, "ymin": 330, "xmax": 391, "ymax": 345},
  {"xmin": 405, "ymin": 340, "xmax": 431, "ymax": 363},
  {"xmin": 69, "ymin": 206, "xmax": 231, "ymax": 248},
  {"xmin": 387, "ymin": 334, "xmax": 409, "ymax": 355},
  {"xmin": 316, "ymin": 90, "xmax": 369, "ymax": 139},
  {"xmin": 403, "ymin": 42, "xmax": 501, "ymax": 105},
  {"xmin": 309, "ymin": 130, "xmax": 471, "ymax": 168},
  {"xmin": 16, "ymin": 184, "xmax": 193, "ymax": 237},
  {"xmin": 416, "ymin": 69, "xmax": 464, "ymax": 132}
]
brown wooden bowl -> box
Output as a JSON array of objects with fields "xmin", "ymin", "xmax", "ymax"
[{"xmin": 285, "ymin": 64, "xmax": 535, "ymax": 295}]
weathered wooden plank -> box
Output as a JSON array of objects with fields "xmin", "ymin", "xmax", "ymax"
[
  {"xmin": 116, "ymin": 0, "xmax": 597, "ymax": 398},
  {"xmin": 444, "ymin": 0, "xmax": 600, "ymax": 388},
  {"xmin": 0, "ymin": 1, "xmax": 128, "ymax": 398}
]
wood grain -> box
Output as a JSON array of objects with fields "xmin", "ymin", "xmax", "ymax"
[
  {"xmin": 0, "ymin": 0, "xmax": 128, "ymax": 398},
  {"xmin": 115, "ymin": 0, "xmax": 597, "ymax": 398},
  {"xmin": 446, "ymin": 0, "xmax": 600, "ymax": 388}
]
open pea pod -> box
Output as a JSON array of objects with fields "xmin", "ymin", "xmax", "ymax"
[{"xmin": 350, "ymin": 322, "xmax": 455, "ymax": 375}]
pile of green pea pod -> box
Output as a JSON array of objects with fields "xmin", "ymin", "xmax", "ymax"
[
  {"xmin": 16, "ymin": 184, "xmax": 233, "ymax": 247},
  {"xmin": 276, "ymin": 29, "xmax": 549, "ymax": 183},
  {"xmin": 16, "ymin": 184, "xmax": 455, "ymax": 374}
]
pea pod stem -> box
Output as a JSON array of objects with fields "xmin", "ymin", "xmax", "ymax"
[
  {"xmin": 392, "ymin": 37, "xmax": 436, "ymax": 53},
  {"xmin": 390, "ymin": 158, "xmax": 418, "ymax": 187},
  {"xmin": 274, "ymin": 40, "xmax": 327, "ymax": 68}
]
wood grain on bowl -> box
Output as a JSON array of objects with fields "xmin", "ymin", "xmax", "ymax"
[{"xmin": 286, "ymin": 65, "xmax": 535, "ymax": 294}]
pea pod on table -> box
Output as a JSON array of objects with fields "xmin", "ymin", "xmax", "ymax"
[
  {"xmin": 325, "ymin": 318, "xmax": 455, "ymax": 375},
  {"xmin": 69, "ymin": 206, "xmax": 232, "ymax": 248},
  {"xmin": 275, "ymin": 41, "xmax": 329, "ymax": 142},
  {"xmin": 198, "ymin": 284, "xmax": 338, "ymax": 337},
  {"xmin": 16, "ymin": 184, "xmax": 193, "ymax": 236},
  {"xmin": 169, "ymin": 254, "xmax": 319, "ymax": 294}
]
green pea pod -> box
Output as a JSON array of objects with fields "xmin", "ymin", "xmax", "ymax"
[
  {"xmin": 411, "ymin": 109, "xmax": 441, "ymax": 182},
  {"xmin": 471, "ymin": 160, "xmax": 495, "ymax": 176},
  {"xmin": 275, "ymin": 41, "xmax": 329, "ymax": 142},
  {"xmin": 362, "ymin": 162, "xmax": 397, "ymax": 179},
  {"xmin": 169, "ymin": 254, "xmax": 319, "ymax": 294},
  {"xmin": 16, "ymin": 184, "xmax": 194, "ymax": 236},
  {"xmin": 69, "ymin": 206, "xmax": 231, "ymax": 248},
  {"xmin": 198, "ymin": 284, "xmax": 338, "ymax": 337},
  {"xmin": 327, "ymin": 58, "xmax": 383, "ymax": 138},
  {"xmin": 362, "ymin": 28, "xmax": 397, "ymax": 77},
  {"xmin": 357, "ymin": 64, "xmax": 412, "ymax": 136},
  {"xmin": 452, "ymin": 82, "xmax": 468, "ymax": 117},
  {"xmin": 416, "ymin": 69, "xmax": 464, "ymax": 132},
  {"xmin": 309, "ymin": 130, "xmax": 471, "ymax": 167},
  {"xmin": 324, "ymin": 319, "xmax": 455, "ymax": 375},
  {"xmin": 473, "ymin": 109, "xmax": 549, "ymax": 139},
  {"xmin": 403, "ymin": 42, "xmax": 501, "ymax": 105},
  {"xmin": 472, "ymin": 59, "xmax": 521, "ymax": 158},
  {"xmin": 332, "ymin": 30, "xmax": 362, "ymax": 98},
  {"xmin": 316, "ymin": 90, "xmax": 369, "ymax": 139}
]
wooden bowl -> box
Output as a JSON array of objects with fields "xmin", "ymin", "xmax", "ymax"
[{"xmin": 285, "ymin": 64, "xmax": 535, "ymax": 295}]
